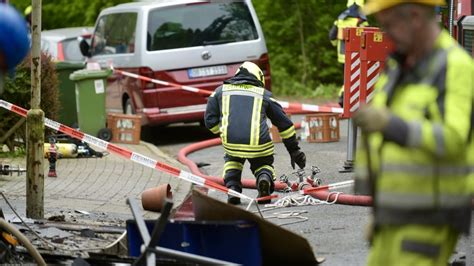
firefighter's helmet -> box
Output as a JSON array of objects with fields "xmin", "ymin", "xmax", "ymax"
[
  {"xmin": 364, "ymin": 0, "xmax": 446, "ymax": 15},
  {"xmin": 24, "ymin": 5, "xmax": 32, "ymax": 16},
  {"xmin": 236, "ymin": 61, "xmax": 265, "ymax": 86},
  {"xmin": 347, "ymin": 0, "xmax": 365, "ymax": 7}
]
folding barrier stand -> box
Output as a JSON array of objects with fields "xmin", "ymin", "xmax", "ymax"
[
  {"xmin": 342, "ymin": 27, "xmax": 380, "ymax": 117},
  {"xmin": 340, "ymin": 27, "xmax": 379, "ymax": 173},
  {"xmin": 340, "ymin": 27, "xmax": 394, "ymax": 173}
]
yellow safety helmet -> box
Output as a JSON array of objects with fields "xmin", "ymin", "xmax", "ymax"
[
  {"xmin": 347, "ymin": 0, "xmax": 365, "ymax": 7},
  {"xmin": 364, "ymin": 0, "xmax": 446, "ymax": 15},
  {"xmin": 236, "ymin": 61, "xmax": 265, "ymax": 86},
  {"xmin": 24, "ymin": 5, "xmax": 32, "ymax": 16}
]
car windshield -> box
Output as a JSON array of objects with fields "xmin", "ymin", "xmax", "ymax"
[{"xmin": 147, "ymin": 2, "xmax": 258, "ymax": 51}]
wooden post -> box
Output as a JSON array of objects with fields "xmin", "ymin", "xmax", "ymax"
[{"xmin": 26, "ymin": 0, "xmax": 44, "ymax": 219}]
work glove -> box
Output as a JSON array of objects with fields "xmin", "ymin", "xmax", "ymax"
[
  {"xmin": 353, "ymin": 105, "xmax": 391, "ymax": 133},
  {"xmin": 290, "ymin": 150, "xmax": 306, "ymax": 169}
]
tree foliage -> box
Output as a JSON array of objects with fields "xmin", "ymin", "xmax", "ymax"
[
  {"xmin": 253, "ymin": 0, "xmax": 347, "ymax": 96},
  {"xmin": 10, "ymin": 0, "xmax": 130, "ymax": 30},
  {"xmin": 0, "ymin": 53, "xmax": 60, "ymax": 151}
]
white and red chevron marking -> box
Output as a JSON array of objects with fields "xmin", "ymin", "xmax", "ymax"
[
  {"xmin": 112, "ymin": 67, "xmax": 342, "ymax": 114},
  {"xmin": 349, "ymin": 52, "xmax": 361, "ymax": 113},
  {"xmin": 0, "ymin": 99, "xmax": 253, "ymax": 202},
  {"xmin": 366, "ymin": 61, "xmax": 381, "ymax": 102}
]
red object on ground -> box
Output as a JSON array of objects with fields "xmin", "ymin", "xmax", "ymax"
[
  {"xmin": 308, "ymin": 190, "xmax": 373, "ymax": 206},
  {"xmin": 48, "ymin": 169, "xmax": 57, "ymax": 178},
  {"xmin": 256, "ymin": 194, "xmax": 279, "ymax": 202},
  {"xmin": 177, "ymin": 137, "xmax": 288, "ymax": 190},
  {"xmin": 178, "ymin": 117, "xmax": 378, "ymax": 207},
  {"xmin": 141, "ymin": 183, "xmax": 173, "ymax": 212}
]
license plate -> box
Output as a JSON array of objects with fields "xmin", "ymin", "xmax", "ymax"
[{"xmin": 188, "ymin": 65, "xmax": 227, "ymax": 78}]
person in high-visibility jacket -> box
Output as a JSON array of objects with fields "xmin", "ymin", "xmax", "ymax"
[
  {"xmin": 0, "ymin": 3, "xmax": 29, "ymax": 95},
  {"xmin": 205, "ymin": 62, "xmax": 306, "ymax": 205},
  {"xmin": 329, "ymin": 0, "xmax": 368, "ymax": 107},
  {"xmin": 24, "ymin": 5, "xmax": 32, "ymax": 26},
  {"xmin": 353, "ymin": 1, "xmax": 473, "ymax": 265}
]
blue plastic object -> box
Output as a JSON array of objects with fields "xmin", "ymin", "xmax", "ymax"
[
  {"xmin": 0, "ymin": 4, "xmax": 30, "ymax": 72},
  {"xmin": 126, "ymin": 219, "xmax": 262, "ymax": 266}
]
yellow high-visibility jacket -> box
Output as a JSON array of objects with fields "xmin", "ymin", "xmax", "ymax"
[
  {"xmin": 329, "ymin": 4, "xmax": 368, "ymax": 64},
  {"xmin": 204, "ymin": 74, "xmax": 299, "ymax": 158},
  {"xmin": 354, "ymin": 30, "xmax": 474, "ymax": 234}
]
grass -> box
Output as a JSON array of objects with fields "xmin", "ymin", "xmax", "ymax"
[
  {"xmin": 0, "ymin": 146, "xmax": 26, "ymax": 158},
  {"xmin": 272, "ymin": 83, "xmax": 340, "ymax": 104}
]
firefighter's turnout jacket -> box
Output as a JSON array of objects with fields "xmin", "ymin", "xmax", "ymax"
[
  {"xmin": 204, "ymin": 74, "xmax": 299, "ymax": 158},
  {"xmin": 329, "ymin": 4, "xmax": 368, "ymax": 64},
  {"xmin": 354, "ymin": 30, "xmax": 474, "ymax": 234}
]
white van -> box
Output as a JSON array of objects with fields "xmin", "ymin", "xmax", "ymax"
[{"xmin": 80, "ymin": 0, "xmax": 271, "ymax": 126}]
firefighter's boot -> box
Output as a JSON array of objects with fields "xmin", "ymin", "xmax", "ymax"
[
  {"xmin": 257, "ymin": 173, "xmax": 273, "ymax": 204},
  {"xmin": 227, "ymin": 185, "xmax": 242, "ymax": 205}
]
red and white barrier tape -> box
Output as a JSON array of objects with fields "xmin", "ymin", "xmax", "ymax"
[
  {"xmin": 111, "ymin": 67, "xmax": 343, "ymax": 114},
  {"xmin": 278, "ymin": 101, "xmax": 342, "ymax": 114},
  {"xmin": 300, "ymin": 180, "xmax": 354, "ymax": 195},
  {"xmin": 111, "ymin": 67, "xmax": 211, "ymax": 97},
  {"xmin": 0, "ymin": 99, "xmax": 253, "ymax": 202}
]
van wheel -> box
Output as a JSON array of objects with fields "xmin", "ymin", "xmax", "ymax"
[
  {"xmin": 98, "ymin": 128, "xmax": 113, "ymax": 141},
  {"xmin": 124, "ymin": 98, "xmax": 134, "ymax": 115}
]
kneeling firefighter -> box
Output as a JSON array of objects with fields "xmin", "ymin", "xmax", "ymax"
[{"xmin": 205, "ymin": 62, "xmax": 306, "ymax": 205}]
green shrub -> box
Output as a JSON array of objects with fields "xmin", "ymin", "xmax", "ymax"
[
  {"xmin": 254, "ymin": 0, "xmax": 347, "ymax": 97},
  {"xmin": 0, "ymin": 53, "xmax": 60, "ymax": 151},
  {"xmin": 271, "ymin": 66, "xmax": 340, "ymax": 100}
]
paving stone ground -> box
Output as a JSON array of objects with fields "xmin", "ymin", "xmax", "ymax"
[{"xmin": 0, "ymin": 141, "xmax": 191, "ymax": 220}]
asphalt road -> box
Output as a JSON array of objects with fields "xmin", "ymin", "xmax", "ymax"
[{"xmin": 143, "ymin": 118, "xmax": 473, "ymax": 266}]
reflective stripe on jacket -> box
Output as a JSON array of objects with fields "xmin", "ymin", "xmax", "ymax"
[
  {"xmin": 205, "ymin": 80, "xmax": 297, "ymax": 158},
  {"xmin": 354, "ymin": 30, "xmax": 474, "ymax": 233},
  {"xmin": 330, "ymin": 4, "xmax": 368, "ymax": 64}
]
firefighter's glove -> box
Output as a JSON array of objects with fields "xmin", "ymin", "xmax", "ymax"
[
  {"xmin": 353, "ymin": 105, "xmax": 390, "ymax": 133},
  {"xmin": 290, "ymin": 150, "xmax": 306, "ymax": 169}
]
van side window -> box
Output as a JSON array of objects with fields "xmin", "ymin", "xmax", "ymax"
[
  {"xmin": 92, "ymin": 13, "xmax": 137, "ymax": 56},
  {"xmin": 147, "ymin": 2, "xmax": 258, "ymax": 51}
]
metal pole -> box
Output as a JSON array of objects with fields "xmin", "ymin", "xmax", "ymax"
[
  {"xmin": 467, "ymin": 233, "xmax": 472, "ymax": 266},
  {"xmin": 127, "ymin": 198, "xmax": 154, "ymax": 265},
  {"xmin": 26, "ymin": 0, "xmax": 44, "ymax": 219},
  {"xmin": 348, "ymin": 118, "xmax": 357, "ymax": 161},
  {"xmin": 449, "ymin": 0, "xmax": 454, "ymax": 36},
  {"xmin": 340, "ymin": 118, "xmax": 357, "ymax": 172}
]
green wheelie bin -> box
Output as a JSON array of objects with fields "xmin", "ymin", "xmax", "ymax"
[
  {"xmin": 69, "ymin": 69, "xmax": 113, "ymax": 141},
  {"xmin": 55, "ymin": 61, "xmax": 85, "ymax": 127}
]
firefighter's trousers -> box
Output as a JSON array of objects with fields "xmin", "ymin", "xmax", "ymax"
[{"xmin": 223, "ymin": 154, "xmax": 275, "ymax": 191}]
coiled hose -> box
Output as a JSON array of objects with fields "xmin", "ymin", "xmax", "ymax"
[{"xmin": 0, "ymin": 218, "xmax": 46, "ymax": 265}]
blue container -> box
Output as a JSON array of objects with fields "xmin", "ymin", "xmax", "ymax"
[{"xmin": 126, "ymin": 219, "xmax": 262, "ymax": 266}]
